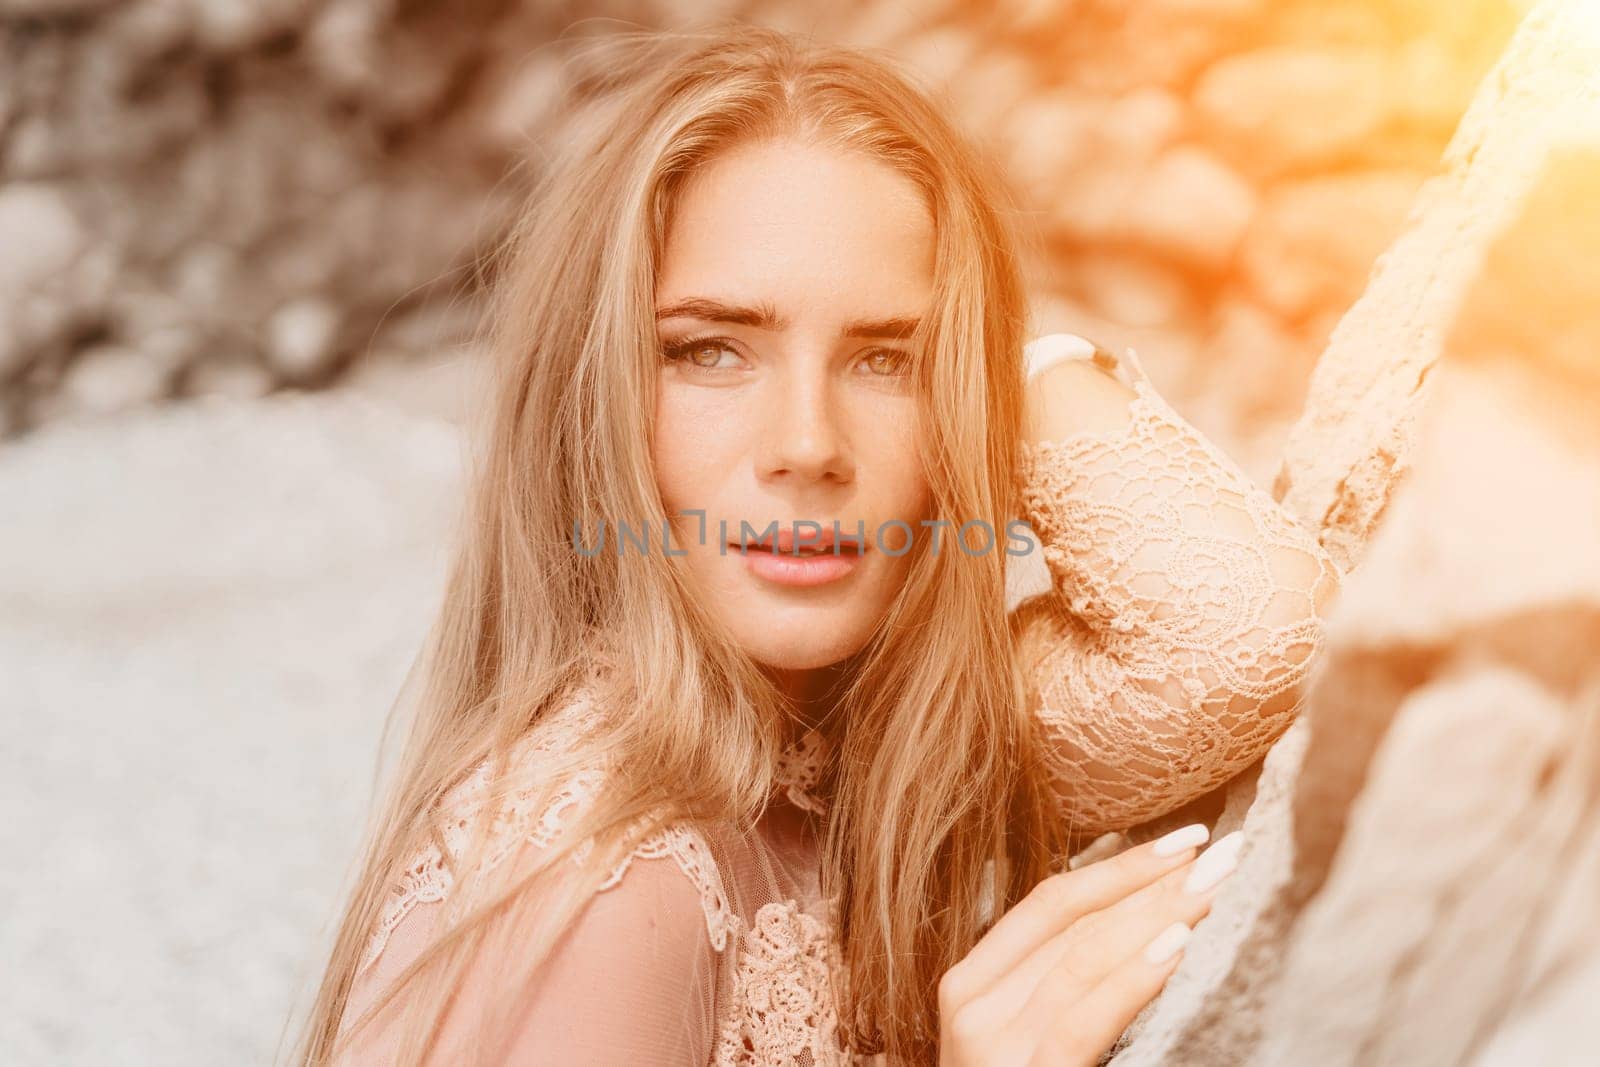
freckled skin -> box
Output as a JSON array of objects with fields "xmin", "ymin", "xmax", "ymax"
[{"xmin": 651, "ymin": 138, "xmax": 936, "ymax": 672}]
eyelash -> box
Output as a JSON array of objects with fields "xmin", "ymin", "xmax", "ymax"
[{"xmin": 659, "ymin": 336, "xmax": 913, "ymax": 377}]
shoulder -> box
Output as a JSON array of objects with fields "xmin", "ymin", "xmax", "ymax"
[
  {"xmin": 462, "ymin": 845, "xmax": 726, "ymax": 1064},
  {"xmin": 487, "ymin": 689, "xmax": 737, "ymax": 951},
  {"xmin": 353, "ymin": 690, "xmax": 609, "ymax": 974},
  {"xmin": 340, "ymin": 710, "xmax": 735, "ymax": 1061},
  {"xmin": 338, "ymin": 813, "xmax": 727, "ymax": 1065},
  {"xmin": 357, "ymin": 686, "xmax": 735, "ymax": 977}
]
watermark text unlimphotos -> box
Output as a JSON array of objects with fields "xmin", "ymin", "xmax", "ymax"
[{"xmin": 570, "ymin": 510, "xmax": 1039, "ymax": 558}]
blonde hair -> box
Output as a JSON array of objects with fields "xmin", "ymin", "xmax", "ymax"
[{"xmin": 296, "ymin": 22, "xmax": 1068, "ymax": 1065}]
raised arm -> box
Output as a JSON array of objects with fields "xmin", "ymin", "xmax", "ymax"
[{"xmin": 1010, "ymin": 336, "xmax": 1341, "ymax": 839}]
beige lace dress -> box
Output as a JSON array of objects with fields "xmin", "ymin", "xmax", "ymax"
[{"xmin": 335, "ymin": 335, "xmax": 1341, "ymax": 1065}]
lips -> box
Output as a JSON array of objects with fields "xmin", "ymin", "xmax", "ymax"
[
  {"xmin": 737, "ymin": 529, "xmax": 865, "ymax": 588},
  {"xmin": 729, "ymin": 525, "xmax": 867, "ymax": 555}
]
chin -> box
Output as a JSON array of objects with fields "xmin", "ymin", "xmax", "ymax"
[{"xmin": 733, "ymin": 622, "xmax": 873, "ymax": 672}]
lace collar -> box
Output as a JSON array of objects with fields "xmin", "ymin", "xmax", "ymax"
[{"xmin": 773, "ymin": 726, "xmax": 833, "ymax": 816}]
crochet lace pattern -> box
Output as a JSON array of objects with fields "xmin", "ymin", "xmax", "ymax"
[
  {"xmin": 357, "ymin": 688, "xmax": 738, "ymax": 974},
  {"xmin": 1013, "ymin": 360, "xmax": 1338, "ymax": 834},
  {"xmin": 351, "ymin": 337, "xmax": 1338, "ymax": 1064},
  {"xmin": 354, "ymin": 700, "xmax": 862, "ymax": 1065}
]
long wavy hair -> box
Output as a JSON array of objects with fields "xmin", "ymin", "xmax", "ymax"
[{"xmin": 295, "ymin": 22, "xmax": 1069, "ymax": 1065}]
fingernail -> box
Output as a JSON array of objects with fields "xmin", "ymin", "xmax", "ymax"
[
  {"xmin": 1151, "ymin": 822, "xmax": 1210, "ymax": 857},
  {"xmin": 1183, "ymin": 831, "xmax": 1245, "ymax": 894},
  {"xmin": 1143, "ymin": 921, "xmax": 1192, "ymax": 964}
]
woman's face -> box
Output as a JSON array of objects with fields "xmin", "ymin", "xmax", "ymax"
[{"xmin": 652, "ymin": 137, "xmax": 935, "ymax": 673}]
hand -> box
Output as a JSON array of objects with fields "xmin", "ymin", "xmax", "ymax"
[{"xmin": 937, "ymin": 825, "xmax": 1245, "ymax": 1067}]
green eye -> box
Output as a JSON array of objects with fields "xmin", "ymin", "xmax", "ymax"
[
  {"xmin": 861, "ymin": 349, "xmax": 912, "ymax": 376},
  {"xmin": 662, "ymin": 338, "xmax": 740, "ymax": 370}
]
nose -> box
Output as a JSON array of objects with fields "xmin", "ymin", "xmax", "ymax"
[{"xmin": 757, "ymin": 360, "xmax": 852, "ymax": 487}]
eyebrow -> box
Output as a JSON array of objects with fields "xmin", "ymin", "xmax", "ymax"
[{"xmin": 654, "ymin": 298, "xmax": 922, "ymax": 340}]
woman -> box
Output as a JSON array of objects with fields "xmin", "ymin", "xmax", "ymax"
[{"xmin": 297, "ymin": 23, "xmax": 1339, "ymax": 1066}]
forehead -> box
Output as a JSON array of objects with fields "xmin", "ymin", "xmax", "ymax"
[{"xmin": 656, "ymin": 138, "xmax": 936, "ymax": 318}]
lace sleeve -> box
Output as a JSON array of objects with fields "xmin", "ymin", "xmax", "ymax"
[{"xmin": 1012, "ymin": 336, "xmax": 1342, "ymax": 838}]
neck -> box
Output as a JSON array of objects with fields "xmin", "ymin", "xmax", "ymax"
[{"xmin": 765, "ymin": 661, "xmax": 850, "ymax": 734}]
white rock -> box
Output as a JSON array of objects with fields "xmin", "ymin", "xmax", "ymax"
[
  {"xmin": 103, "ymin": 0, "xmax": 192, "ymax": 61},
  {"xmin": 1239, "ymin": 170, "xmax": 1424, "ymax": 319},
  {"xmin": 1121, "ymin": 145, "xmax": 1257, "ymax": 269},
  {"xmin": 0, "ymin": 0, "xmax": 112, "ymax": 15},
  {"xmin": 896, "ymin": 25, "xmax": 982, "ymax": 88},
  {"xmin": 139, "ymin": 325, "xmax": 205, "ymax": 373},
  {"xmin": 1096, "ymin": 88, "xmax": 1185, "ymax": 162},
  {"xmin": 185, "ymin": 358, "xmax": 275, "ymax": 401},
  {"xmin": 59, "ymin": 345, "xmax": 170, "ymax": 418},
  {"xmin": 0, "ymin": 183, "xmax": 87, "ymax": 294},
  {"xmin": 189, "ymin": 0, "xmax": 305, "ymax": 51},
  {"xmin": 484, "ymin": 57, "xmax": 568, "ymax": 153},
  {"xmin": 1194, "ymin": 47, "xmax": 1391, "ymax": 172},
  {"xmin": 951, "ymin": 49, "xmax": 1038, "ymax": 140},
  {"xmin": 304, "ymin": 0, "xmax": 382, "ymax": 91},
  {"xmin": 1002, "ymin": 89, "xmax": 1098, "ymax": 204},
  {"xmin": 265, "ymin": 298, "xmax": 342, "ymax": 380},
  {"xmin": 1074, "ymin": 252, "xmax": 1194, "ymax": 328},
  {"xmin": 1201, "ymin": 297, "xmax": 1313, "ymax": 458},
  {"xmin": 173, "ymin": 243, "xmax": 239, "ymax": 309},
  {"xmin": 1393, "ymin": 37, "xmax": 1482, "ymax": 128},
  {"xmin": 1148, "ymin": 0, "xmax": 1263, "ymax": 15}
]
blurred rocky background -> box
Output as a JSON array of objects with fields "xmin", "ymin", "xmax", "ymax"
[
  {"xmin": 1092, "ymin": 3, "xmax": 1600, "ymax": 1063},
  {"xmin": 0, "ymin": 0, "xmax": 1529, "ymax": 470},
  {"xmin": 8, "ymin": 1, "xmax": 1597, "ymax": 1065}
]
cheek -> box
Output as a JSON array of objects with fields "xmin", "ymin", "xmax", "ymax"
[
  {"xmin": 653, "ymin": 386, "xmax": 733, "ymax": 510},
  {"xmin": 651, "ymin": 424, "xmax": 693, "ymax": 512},
  {"xmin": 858, "ymin": 402, "xmax": 931, "ymax": 522}
]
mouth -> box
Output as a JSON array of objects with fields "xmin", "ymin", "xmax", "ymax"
[
  {"xmin": 728, "ymin": 526, "xmax": 868, "ymax": 556},
  {"xmin": 732, "ymin": 524, "xmax": 867, "ymax": 588}
]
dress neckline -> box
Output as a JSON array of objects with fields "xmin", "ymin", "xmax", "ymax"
[{"xmin": 773, "ymin": 726, "xmax": 832, "ymax": 816}]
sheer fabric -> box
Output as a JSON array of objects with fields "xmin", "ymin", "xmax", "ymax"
[
  {"xmin": 333, "ymin": 335, "xmax": 1339, "ymax": 1065},
  {"xmin": 336, "ymin": 686, "xmax": 849, "ymax": 1065}
]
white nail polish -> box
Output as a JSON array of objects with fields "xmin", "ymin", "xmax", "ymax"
[
  {"xmin": 1143, "ymin": 921, "xmax": 1192, "ymax": 964},
  {"xmin": 1183, "ymin": 831, "xmax": 1245, "ymax": 894},
  {"xmin": 1151, "ymin": 823, "xmax": 1210, "ymax": 857}
]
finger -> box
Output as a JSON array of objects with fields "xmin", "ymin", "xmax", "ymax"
[
  {"xmin": 986, "ymin": 831, "xmax": 1242, "ymax": 1020},
  {"xmin": 1028, "ymin": 919, "xmax": 1194, "ymax": 1066},
  {"xmin": 950, "ymin": 823, "xmax": 1209, "ymax": 997}
]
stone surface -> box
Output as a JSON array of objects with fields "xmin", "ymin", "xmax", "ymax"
[
  {"xmin": 8, "ymin": 2, "xmax": 1593, "ymax": 1064},
  {"xmin": 1239, "ymin": 171, "xmax": 1425, "ymax": 320},
  {"xmin": 1256, "ymin": 667, "xmax": 1571, "ymax": 1064},
  {"xmin": 1245, "ymin": 344, "xmax": 1600, "ymax": 1062},
  {"xmin": 1272, "ymin": 0, "xmax": 1600, "ymax": 574},
  {"xmin": 1119, "ymin": 146, "xmax": 1256, "ymax": 270},
  {"xmin": 56, "ymin": 343, "xmax": 169, "ymax": 417},
  {"xmin": 183, "ymin": 357, "xmax": 277, "ymax": 401},
  {"xmin": 0, "ymin": 183, "xmax": 85, "ymax": 293},
  {"xmin": 0, "ymin": 0, "xmax": 1524, "ymax": 461},
  {"xmin": 1109, "ymin": 3, "xmax": 1600, "ymax": 1062},
  {"xmin": 1471, "ymin": 934, "xmax": 1600, "ymax": 1066},
  {"xmin": 1192, "ymin": 47, "xmax": 1391, "ymax": 174},
  {"xmin": 265, "ymin": 298, "xmax": 344, "ymax": 382},
  {"xmin": 0, "ymin": 380, "xmax": 470, "ymax": 1065}
]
